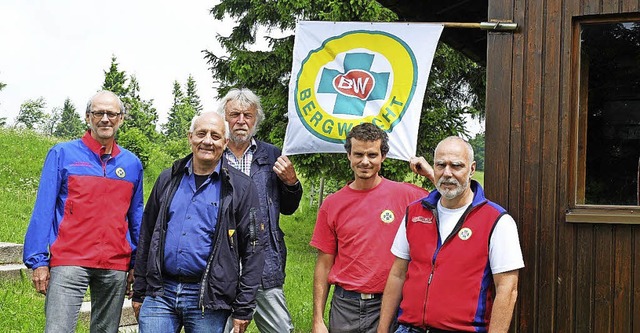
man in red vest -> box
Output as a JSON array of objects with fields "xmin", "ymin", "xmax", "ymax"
[{"xmin": 378, "ymin": 136, "xmax": 524, "ymax": 333}]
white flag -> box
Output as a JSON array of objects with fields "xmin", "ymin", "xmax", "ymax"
[{"xmin": 283, "ymin": 21, "xmax": 443, "ymax": 160}]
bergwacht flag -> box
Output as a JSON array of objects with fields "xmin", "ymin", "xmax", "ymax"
[{"xmin": 282, "ymin": 21, "xmax": 443, "ymax": 160}]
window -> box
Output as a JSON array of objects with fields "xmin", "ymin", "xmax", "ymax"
[{"xmin": 568, "ymin": 16, "xmax": 640, "ymax": 223}]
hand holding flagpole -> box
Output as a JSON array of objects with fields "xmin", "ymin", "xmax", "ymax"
[{"xmin": 410, "ymin": 156, "xmax": 435, "ymax": 185}]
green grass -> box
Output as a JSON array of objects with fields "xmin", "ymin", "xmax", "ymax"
[
  {"xmin": 0, "ymin": 129, "xmax": 60, "ymax": 244},
  {"xmin": 0, "ymin": 273, "xmax": 90, "ymax": 332},
  {"xmin": 279, "ymin": 198, "xmax": 318, "ymax": 332},
  {"xmin": 0, "ymin": 274, "xmax": 47, "ymax": 333}
]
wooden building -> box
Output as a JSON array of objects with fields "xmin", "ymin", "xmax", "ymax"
[{"xmin": 380, "ymin": 1, "xmax": 640, "ymax": 332}]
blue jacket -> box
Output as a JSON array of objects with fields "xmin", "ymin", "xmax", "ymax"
[
  {"xmin": 249, "ymin": 140, "xmax": 303, "ymax": 289},
  {"xmin": 132, "ymin": 154, "xmax": 265, "ymax": 320},
  {"xmin": 23, "ymin": 131, "xmax": 143, "ymax": 271}
]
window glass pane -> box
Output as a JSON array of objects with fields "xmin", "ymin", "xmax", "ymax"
[{"xmin": 579, "ymin": 21, "xmax": 640, "ymax": 205}]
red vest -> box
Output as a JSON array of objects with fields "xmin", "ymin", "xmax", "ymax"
[{"xmin": 398, "ymin": 196, "xmax": 504, "ymax": 332}]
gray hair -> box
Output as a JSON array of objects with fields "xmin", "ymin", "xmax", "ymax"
[
  {"xmin": 216, "ymin": 88, "xmax": 265, "ymax": 130},
  {"xmin": 189, "ymin": 112, "xmax": 230, "ymax": 140},
  {"xmin": 86, "ymin": 90, "xmax": 125, "ymax": 115},
  {"xmin": 434, "ymin": 136, "xmax": 475, "ymax": 162}
]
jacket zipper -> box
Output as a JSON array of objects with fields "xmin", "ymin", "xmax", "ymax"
[
  {"xmin": 423, "ymin": 242, "xmax": 441, "ymax": 327},
  {"xmin": 100, "ymin": 149, "xmax": 109, "ymax": 177},
  {"xmin": 199, "ymin": 167, "xmax": 231, "ymax": 314},
  {"xmin": 156, "ymin": 172, "xmax": 182, "ymax": 295},
  {"xmin": 421, "ymin": 202, "xmax": 480, "ymax": 326}
]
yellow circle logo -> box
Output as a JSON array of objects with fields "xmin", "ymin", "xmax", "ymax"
[
  {"xmin": 380, "ymin": 209, "xmax": 395, "ymax": 224},
  {"xmin": 115, "ymin": 167, "xmax": 126, "ymax": 178},
  {"xmin": 294, "ymin": 31, "xmax": 418, "ymax": 143},
  {"xmin": 458, "ymin": 227, "xmax": 473, "ymax": 241}
]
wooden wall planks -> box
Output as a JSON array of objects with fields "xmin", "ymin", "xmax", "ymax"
[{"xmin": 485, "ymin": 0, "xmax": 640, "ymax": 331}]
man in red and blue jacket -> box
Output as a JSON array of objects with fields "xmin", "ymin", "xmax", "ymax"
[
  {"xmin": 378, "ymin": 137, "xmax": 524, "ymax": 333},
  {"xmin": 23, "ymin": 90, "xmax": 144, "ymax": 333}
]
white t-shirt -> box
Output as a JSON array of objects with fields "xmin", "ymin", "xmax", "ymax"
[{"xmin": 391, "ymin": 201, "xmax": 524, "ymax": 274}]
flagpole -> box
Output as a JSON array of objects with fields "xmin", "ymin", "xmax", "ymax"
[{"xmin": 440, "ymin": 21, "xmax": 518, "ymax": 31}]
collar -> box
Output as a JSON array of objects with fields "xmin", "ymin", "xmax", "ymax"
[
  {"xmin": 184, "ymin": 157, "xmax": 222, "ymax": 178},
  {"xmin": 248, "ymin": 138, "xmax": 257, "ymax": 152},
  {"xmin": 422, "ymin": 180, "xmax": 486, "ymax": 209},
  {"xmin": 81, "ymin": 130, "xmax": 121, "ymax": 157},
  {"xmin": 225, "ymin": 138, "xmax": 257, "ymax": 156}
]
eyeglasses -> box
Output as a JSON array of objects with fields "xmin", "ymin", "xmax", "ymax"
[{"xmin": 89, "ymin": 111, "xmax": 121, "ymax": 120}]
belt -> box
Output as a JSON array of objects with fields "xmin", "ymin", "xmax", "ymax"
[
  {"xmin": 164, "ymin": 274, "xmax": 201, "ymax": 284},
  {"xmin": 400, "ymin": 324, "xmax": 466, "ymax": 333},
  {"xmin": 334, "ymin": 285, "xmax": 381, "ymax": 300}
]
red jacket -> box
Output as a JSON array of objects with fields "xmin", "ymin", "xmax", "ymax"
[
  {"xmin": 398, "ymin": 181, "xmax": 505, "ymax": 332},
  {"xmin": 23, "ymin": 131, "xmax": 144, "ymax": 271}
]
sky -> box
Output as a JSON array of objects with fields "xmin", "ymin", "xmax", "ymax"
[{"xmin": 0, "ymin": 0, "xmax": 234, "ymax": 126}]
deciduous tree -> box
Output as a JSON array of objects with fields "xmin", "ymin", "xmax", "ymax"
[
  {"xmin": 16, "ymin": 97, "xmax": 46, "ymax": 130},
  {"xmin": 41, "ymin": 107, "xmax": 62, "ymax": 136},
  {"xmin": 469, "ymin": 132, "xmax": 485, "ymax": 171}
]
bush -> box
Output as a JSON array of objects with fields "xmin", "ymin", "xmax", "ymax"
[
  {"xmin": 117, "ymin": 128, "xmax": 152, "ymax": 168},
  {"xmin": 162, "ymin": 138, "xmax": 191, "ymax": 160}
]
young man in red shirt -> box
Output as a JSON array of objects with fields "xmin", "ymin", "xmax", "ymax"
[{"xmin": 310, "ymin": 123, "xmax": 433, "ymax": 333}]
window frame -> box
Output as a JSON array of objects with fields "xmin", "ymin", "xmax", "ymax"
[{"xmin": 567, "ymin": 14, "xmax": 640, "ymax": 224}]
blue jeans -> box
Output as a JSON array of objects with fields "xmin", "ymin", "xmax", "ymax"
[
  {"xmin": 395, "ymin": 325, "xmax": 422, "ymax": 333},
  {"xmin": 45, "ymin": 266, "xmax": 126, "ymax": 333},
  {"xmin": 395, "ymin": 324, "xmax": 463, "ymax": 333},
  {"xmin": 138, "ymin": 279, "xmax": 231, "ymax": 333}
]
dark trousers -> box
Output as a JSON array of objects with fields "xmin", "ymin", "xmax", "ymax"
[{"xmin": 328, "ymin": 286, "xmax": 395, "ymax": 333}]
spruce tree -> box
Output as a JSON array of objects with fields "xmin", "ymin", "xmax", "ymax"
[
  {"xmin": 120, "ymin": 75, "xmax": 159, "ymax": 141},
  {"xmin": 185, "ymin": 75, "xmax": 203, "ymax": 113},
  {"xmin": 164, "ymin": 80, "xmax": 196, "ymax": 141},
  {"xmin": 102, "ymin": 55, "xmax": 129, "ymax": 96},
  {"xmin": 55, "ymin": 98, "xmax": 85, "ymax": 138}
]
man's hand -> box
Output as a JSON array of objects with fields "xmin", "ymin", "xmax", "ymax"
[
  {"xmin": 409, "ymin": 156, "xmax": 435, "ymax": 185},
  {"xmin": 232, "ymin": 318, "xmax": 250, "ymax": 333},
  {"xmin": 126, "ymin": 269, "xmax": 134, "ymax": 298},
  {"xmin": 273, "ymin": 155, "xmax": 298, "ymax": 186},
  {"xmin": 132, "ymin": 301, "xmax": 142, "ymax": 321},
  {"xmin": 32, "ymin": 266, "xmax": 50, "ymax": 295},
  {"xmin": 312, "ymin": 320, "xmax": 329, "ymax": 333}
]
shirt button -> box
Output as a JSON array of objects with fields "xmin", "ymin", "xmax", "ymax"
[
  {"xmin": 192, "ymin": 198, "xmax": 196, "ymax": 202},
  {"xmin": 182, "ymin": 232, "xmax": 186, "ymax": 236}
]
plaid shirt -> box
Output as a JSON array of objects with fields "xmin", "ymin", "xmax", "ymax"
[{"xmin": 224, "ymin": 138, "xmax": 257, "ymax": 176}]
